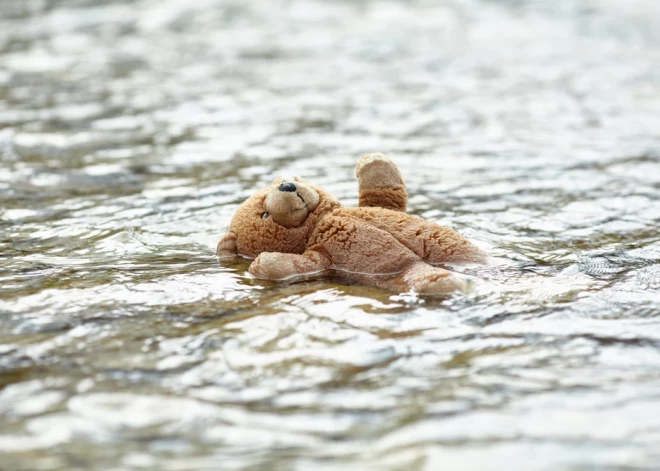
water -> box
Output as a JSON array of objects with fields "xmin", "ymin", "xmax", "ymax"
[{"xmin": 1, "ymin": 0, "xmax": 660, "ymax": 469}]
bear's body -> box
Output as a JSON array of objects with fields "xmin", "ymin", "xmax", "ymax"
[{"xmin": 218, "ymin": 153, "xmax": 486, "ymax": 294}]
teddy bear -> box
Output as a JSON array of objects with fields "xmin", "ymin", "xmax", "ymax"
[{"xmin": 217, "ymin": 153, "xmax": 486, "ymax": 294}]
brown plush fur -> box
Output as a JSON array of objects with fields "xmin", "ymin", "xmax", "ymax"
[
  {"xmin": 359, "ymin": 188, "xmax": 407, "ymax": 212},
  {"xmin": 217, "ymin": 153, "xmax": 486, "ymax": 294}
]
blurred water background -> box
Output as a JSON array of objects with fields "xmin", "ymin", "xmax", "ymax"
[{"xmin": 1, "ymin": 0, "xmax": 660, "ymax": 469}]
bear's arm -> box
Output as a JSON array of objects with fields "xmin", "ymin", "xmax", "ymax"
[
  {"xmin": 248, "ymin": 250, "xmax": 332, "ymax": 281},
  {"xmin": 356, "ymin": 153, "xmax": 407, "ymax": 212}
]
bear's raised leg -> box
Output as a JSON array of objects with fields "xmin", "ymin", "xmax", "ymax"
[
  {"xmin": 356, "ymin": 152, "xmax": 407, "ymax": 212},
  {"xmin": 378, "ymin": 261, "xmax": 469, "ymax": 294},
  {"xmin": 248, "ymin": 250, "xmax": 332, "ymax": 282}
]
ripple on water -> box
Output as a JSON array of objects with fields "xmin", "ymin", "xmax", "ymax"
[{"xmin": 1, "ymin": 0, "xmax": 660, "ymax": 469}]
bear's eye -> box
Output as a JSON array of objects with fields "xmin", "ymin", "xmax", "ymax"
[{"xmin": 261, "ymin": 212, "xmax": 270, "ymax": 219}]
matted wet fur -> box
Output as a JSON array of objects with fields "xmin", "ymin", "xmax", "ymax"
[{"xmin": 217, "ymin": 153, "xmax": 486, "ymax": 294}]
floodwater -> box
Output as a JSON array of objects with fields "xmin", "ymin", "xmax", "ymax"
[{"xmin": 1, "ymin": 0, "xmax": 660, "ymax": 469}]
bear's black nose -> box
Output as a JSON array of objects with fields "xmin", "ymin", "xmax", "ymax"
[{"xmin": 278, "ymin": 182, "xmax": 297, "ymax": 192}]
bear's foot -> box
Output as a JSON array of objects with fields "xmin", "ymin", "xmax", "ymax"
[
  {"xmin": 408, "ymin": 268, "xmax": 469, "ymax": 294},
  {"xmin": 356, "ymin": 152, "xmax": 407, "ymax": 212},
  {"xmin": 382, "ymin": 261, "xmax": 468, "ymax": 295}
]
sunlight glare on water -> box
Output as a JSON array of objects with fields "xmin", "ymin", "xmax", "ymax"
[{"xmin": 1, "ymin": 0, "xmax": 660, "ymax": 469}]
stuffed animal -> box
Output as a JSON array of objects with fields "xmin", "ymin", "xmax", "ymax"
[{"xmin": 217, "ymin": 153, "xmax": 486, "ymax": 294}]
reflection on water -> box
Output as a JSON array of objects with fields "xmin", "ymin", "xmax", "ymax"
[{"xmin": 1, "ymin": 0, "xmax": 660, "ymax": 469}]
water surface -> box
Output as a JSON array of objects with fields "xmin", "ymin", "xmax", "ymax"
[{"xmin": 1, "ymin": 0, "xmax": 660, "ymax": 469}]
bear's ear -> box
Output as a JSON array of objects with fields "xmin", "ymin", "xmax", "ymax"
[{"xmin": 216, "ymin": 232, "xmax": 238, "ymax": 258}]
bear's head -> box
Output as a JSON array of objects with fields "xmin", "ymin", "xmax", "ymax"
[{"xmin": 217, "ymin": 177, "xmax": 340, "ymax": 259}]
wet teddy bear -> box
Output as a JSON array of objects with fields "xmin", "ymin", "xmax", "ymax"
[{"xmin": 217, "ymin": 153, "xmax": 487, "ymax": 294}]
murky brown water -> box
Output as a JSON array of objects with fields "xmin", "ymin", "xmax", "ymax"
[{"xmin": 1, "ymin": 0, "xmax": 660, "ymax": 469}]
